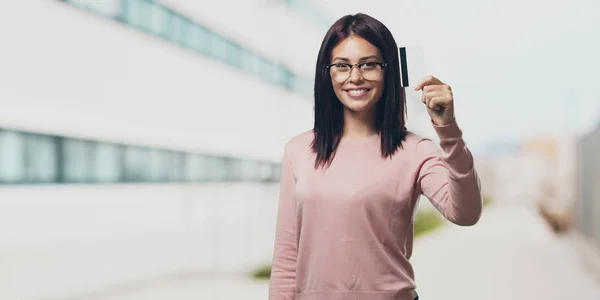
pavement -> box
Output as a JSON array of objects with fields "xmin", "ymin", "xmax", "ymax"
[
  {"xmin": 409, "ymin": 203, "xmax": 600, "ymax": 300},
  {"xmin": 71, "ymin": 202, "xmax": 600, "ymax": 300}
]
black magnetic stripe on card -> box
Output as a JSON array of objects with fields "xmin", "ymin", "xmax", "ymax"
[{"xmin": 399, "ymin": 47, "xmax": 409, "ymax": 87}]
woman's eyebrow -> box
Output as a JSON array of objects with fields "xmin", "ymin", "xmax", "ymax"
[
  {"xmin": 332, "ymin": 55, "xmax": 381, "ymax": 62},
  {"xmin": 359, "ymin": 55, "xmax": 380, "ymax": 61},
  {"xmin": 332, "ymin": 57, "xmax": 350, "ymax": 62}
]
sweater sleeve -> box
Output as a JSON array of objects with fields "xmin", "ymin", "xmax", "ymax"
[
  {"xmin": 269, "ymin": 146, "xmax": 298, "ymax": 300},
  {"xmin": 416, "ymin": 119, "xmax": 483, "ymax": 226}
]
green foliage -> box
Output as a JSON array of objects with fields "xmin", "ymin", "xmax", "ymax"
[
  {"xmin": 250, "ymin": 264, "xmax": 272, "ymax": 280},
  {"xmin": 483, "ymin": 196, "xmax": 492, "ymax": 207},
  {"xmin": 413, "ymin": 209, "xmax": 445, "ymax": 238}
]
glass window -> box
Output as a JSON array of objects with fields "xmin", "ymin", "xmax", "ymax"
[
  {"xmin": 281, "ymin": 68, "xmax": 293, "ymax": 90},
  {"xmin": 210, "ymin": 34, "xmax": 228, "ymax": 62},
  {"xmin": 258, "ymin": 162, "xmax": 274, "ymax": 181},
  {"xmin": 227, "ymin": 41, "xmax": 241, "ymax": 68},
  {"xmin": 274, "ymin": 65, "xmax": 286, "ymax": 86},
  {"xmin": 226, "ymin": 158, "xmax": 243, "ymax": 181},
  {"xmin": 260, "ymin": 58, "xmax": 280, "ymax": 84},
  {"xmin": 185, "ymin": 154, "xmax": 210, "ymax": 182},
  {"xmin": 123, "ymin": 1, "xmax": 139, "ymax": 26},
  {"xmin": 93, "ymin": 142, "xmax": 122, "ymax": 183},
  {"xmin": 0, "ymin": 127, "xmax": 282, "ymax": 185},
  {"xmin": 0, "ymin": 131, "xmax": 25, "ymax": 183},
  {"xmin": 64, "ymin": 0, "xmax": 309, "ymax": 98},
  {"xmin": 286, "ymin": 0, "xmax": 330, "ymax": 29},
  {"xmin": 66, "ymin": 0, "xmax": 82, "ymax": 8},
  {"xmin": 240, "ymin": 49, "xmax": 258, "ymax": 74},
  {"xmin": 259, "ymin": 58, "xmax": 270, "ymax": 82},
  {"xmin": 171, "ymin": 14, "xmax": 189, "ymax": 45},
  {"xmin": 184, "ymin": 154, "xmax": 198, "ymax": 182},
  {"xmin": 24, "ymin": 134, "xmax": 57, "ymax": 183},
  {"xmin": 182, "ymin": 23, "xmax": 211, "ymax": 54},
  {"xmin": 124, "ymin": 146, "xmax": 152, "ymax": 182},
  {"xmin": 124, "ymin": 0, "xmax": 152, "ymax": 32},
  {"xmin": 63, "ymin": 139, "xmax": 93, "ymax": 183},
  {"xmin": 273, "ymin": 65, "xmax": 283, "ymax": 85},
  {"xmin": 238, "ymin": 160, "xmax": 257, "ymax": 181},
  {"xmin": 272, "ymin": 164, "xmax": 281, "ymax": 181},
  {"xmin": 122, "ymin": 0, "xmax": 139, "ymax": 27},
  {"xmin": 196, "ymin": 25, "xmax": 211, "ymax": 54},
  {"xmin": 207, "ymin": 156, "xmax": 228, "ymax": 181},
  {"xmin": 150, "ymin": 149, "xmax": 168, "ymax": 182},
  {"xmin": 150, "ymin": 149, "xmax": 182, "ymax": 182},
  {"xmin": 169, "ymin": 152, "xmax": 185, "ymax": 182},
  {"xmin": 151, "ymin": 3, "xmax": 169, "ymax": 37},
  {"xmin": 66, "ymin": 0, "xmax": 121, "ymax": 18},
  {"xmin": 138, "ymin": 0, "xmax": 154, "ymax": 33},
  {"xmin": 184, "ymin": 24, "xmax": 202, "ymax": 51}
]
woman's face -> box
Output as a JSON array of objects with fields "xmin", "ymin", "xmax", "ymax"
[{"xmin": 329, "ymin": 35, "xmax": 385, "ymax": 114}]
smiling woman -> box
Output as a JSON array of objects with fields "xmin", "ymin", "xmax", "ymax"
[
  {"xmin": 310, "ymin": 14, "xmax": 406, "ymax": 170},
  {"xmin": 269, "ymin": 13, "xmax": 483, "ymax": 300},
  {"xmin": 327, "ymin": 37, "xmax": 387, "ymax": 119}
]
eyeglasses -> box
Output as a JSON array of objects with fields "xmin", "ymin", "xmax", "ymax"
[{"xmin": 326, "ymin": 62, "xmax": 387, "ymax": 82}]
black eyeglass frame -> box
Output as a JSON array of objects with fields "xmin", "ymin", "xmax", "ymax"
[{"xmin": 325, "ymin": 62, "xmax": 388, "ymax": 81}]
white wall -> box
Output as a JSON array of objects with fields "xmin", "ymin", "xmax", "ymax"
[
  {"xmin": 0, "ymin": 0, "xmax": 318, "ymax": 298},
  {"xmin": 0, "ymin": 1, "xmax": 439, "ymax": 298},
  {"xmin": 162, "ymin": 0, "xmax": 326, "ymax": 79},
  {"xmin": 0, "ymin": 0, "xmax": 314, "ymax": 162},
  {"xmin": 0, "ymin": 183, "xmax": 280, "ymax": 299}
]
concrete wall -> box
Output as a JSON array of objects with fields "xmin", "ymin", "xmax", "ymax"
[
  {"xmin": 575, "ymin": 119, "xmax": 600, "ymax": 248},
  {"xmin": 0, "ymin": 1, "xmax": 441, "ymax": 298},
  {"xmin": 0, "ymin": 0, "xmax": 315, "ymax": 162},
  {"xmin": 0, "ymin": 1, "xmax": 307, "ymax": 298},
  {"xmin": 0, "ymin": 183, "xmax": 280, "ymax": 299}
]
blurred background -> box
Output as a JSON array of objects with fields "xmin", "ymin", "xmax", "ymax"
[{"xmin": 0, "ymin": 0, "xmax": 599, "ymax": 299}]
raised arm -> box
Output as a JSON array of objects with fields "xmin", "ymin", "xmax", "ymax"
[
  {"xmin": 416, "ymin": 120, "xmax": 483, "ymax": 226},
  {"xmin": 269, "ymin": 147, "xmax": 298, "ymax": 300}
]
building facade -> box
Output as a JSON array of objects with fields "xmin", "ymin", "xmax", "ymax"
[
  {"xmin": 575, "ymin": 118, "xmax": 600, "ymax": 250},
  {"xmin": 0, "ymin": 0, "xmax": 323, "ymax": 298},
  {"xmin": 0, "ymin": 1, "xmax": 434, "ymax": 298}
]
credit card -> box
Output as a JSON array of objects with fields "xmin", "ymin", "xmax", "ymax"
[{"xmin": 398, "ymin": 46, "xmax": 426, "ymax": 87}]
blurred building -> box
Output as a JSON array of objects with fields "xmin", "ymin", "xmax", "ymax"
[
  {"xmin": 575, "ymin": 119, "xmax": 600, "ymax": 251},
  {"xmin": 476, "ymin": 134, "xmax": 578, "ymax": 211},
  {"xmin": 0, "ymin": 1, "xmax": 434, "ymax": 299},
  {"xmin": 0, "ymin": 0, "xmax": 323, "ymax": 298}
]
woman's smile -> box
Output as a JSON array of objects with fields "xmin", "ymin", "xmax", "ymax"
[{"xmin": 345, "ymin": 87, "xmax": 371, "ymax": 99}]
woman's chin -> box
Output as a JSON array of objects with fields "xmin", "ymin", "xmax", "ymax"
[{"xmin": 342, "ymin": 98, "xmax": 375, "ymax": 112}]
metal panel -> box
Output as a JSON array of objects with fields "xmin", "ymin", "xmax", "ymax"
[{"xmin": 575, "ymin": 119, "xmax": 600, "ymax": 247}]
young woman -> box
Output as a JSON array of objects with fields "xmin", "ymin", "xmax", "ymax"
[{"xmin": 269, "ymin": 13, "xmax": 482, "ymax": 300}]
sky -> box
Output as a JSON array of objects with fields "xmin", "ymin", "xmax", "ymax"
[{"xmin": 311, "ymin": 0, "xmax": 600, "ymax": 153}]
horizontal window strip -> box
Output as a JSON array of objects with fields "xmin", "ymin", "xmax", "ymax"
[
  {"xmin": 60, "ymin": 0, "xmax": 313, "ymax": 99},
  {"xmin": 0, "ymin": 128, "xmax": 281, "ymax": 185}
]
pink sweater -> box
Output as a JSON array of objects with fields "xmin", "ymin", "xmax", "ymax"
[{"xmin": 268, "ymin": 120, "xmax": 483, "ymax": 300}]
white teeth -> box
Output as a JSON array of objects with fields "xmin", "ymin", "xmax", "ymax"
[{"xmin": 348, "ymin": 89, "xmax": 368, "ymax": 96}]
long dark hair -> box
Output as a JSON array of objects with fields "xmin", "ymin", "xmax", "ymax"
[{"xmin": 311, "ymin": 13, "xmax": 407, "ymax": 169}]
